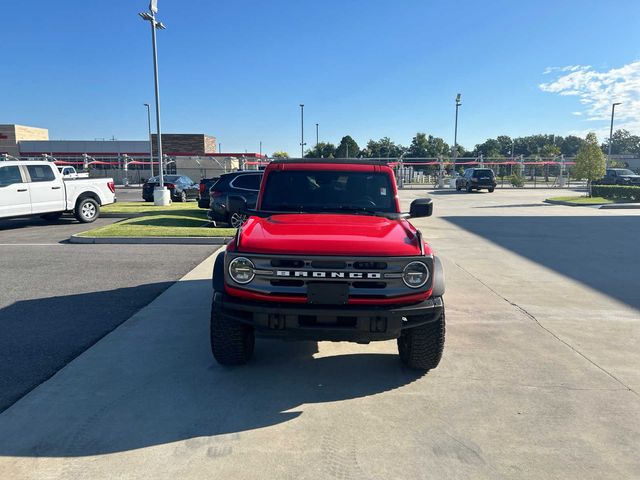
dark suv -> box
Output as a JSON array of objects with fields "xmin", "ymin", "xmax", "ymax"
[
  {"xmin": 593, "ymin": 168, "xmax": 640, "ymax": 186},
  {"xmin": 456, "ymin": 168, "xmax": 496, "ymax": 192},
  {"xmin": 207, "ymin": 171, "xmax": 263, "ymax": 228}
]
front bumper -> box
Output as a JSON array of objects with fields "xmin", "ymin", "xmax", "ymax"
[{"xmin": 212, "ymin": 291, "xmax": 443, "ymax": 342}]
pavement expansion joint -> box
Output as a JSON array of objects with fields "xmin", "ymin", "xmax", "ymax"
[{"xmin": 450, "ymin": 259, "xmax": 639, "ymax": 398}]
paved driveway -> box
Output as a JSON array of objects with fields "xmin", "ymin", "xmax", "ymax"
[{"xmin": 0, "ymin": 188, "xmax": 638, "ymax": 479}]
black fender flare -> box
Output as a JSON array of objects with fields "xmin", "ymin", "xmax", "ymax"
[
  {"xmin": 212, "ymin": 252, "xmax": 225, "ymax": 291},
  {"xmin": 431, "ymin": 255, "xmax": 445, "ymax": 297}
]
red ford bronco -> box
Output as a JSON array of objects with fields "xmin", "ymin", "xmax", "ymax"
[{"xmin": 210, "ymin": 159, "xmax": 445, "ymax": 370}]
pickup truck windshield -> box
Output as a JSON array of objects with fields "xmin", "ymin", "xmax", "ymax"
[{"xmin": 261, "ymin": 170, "xmax": 396, "ymax": 214}]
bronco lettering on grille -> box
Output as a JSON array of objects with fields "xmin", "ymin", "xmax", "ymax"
[{"xmin": 275, "ymin": 270, "xmax": 382, "ymax": 279}]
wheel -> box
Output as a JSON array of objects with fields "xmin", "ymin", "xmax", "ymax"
[
  {"xmin": 466, "ymin": 184, "xmax": 473, "ymax": 193},
  {"xmin": 488, "ymin": 187, "xmax": 495, "ymax": 193},
  {"xmin": 456, "ymin": 184, "xmax": 461, "ymax": 191},
  {"xmin": 397, "ymin": 303, "xmax": 445, "ymax": 371},
  {"xmin": 41, "ymin": 212, "xmax": 63, "ymax": 222},
  {"xmin": 228, "ymin": 211, "xmax": 248, "ymax": 229},
  {"xmin": 210, "ymin": 298, "xmax": 255, "ymax": 366},
  {"xmin": 179, "ymin": 191, "xmax": 187, "ymax": 202},
  {"xmin": 74, "ymin": 197, "xmax": 100, "ymax": 223}
]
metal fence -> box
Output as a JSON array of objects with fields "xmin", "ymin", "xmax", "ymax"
[{"xmin": 3, "ymin": 153, "xmax": 586, "ymax": 189}]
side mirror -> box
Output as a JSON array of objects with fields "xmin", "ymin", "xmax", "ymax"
[{"xmin": 409, "ymin": 198, "xmax": 433, "ymax": 218}]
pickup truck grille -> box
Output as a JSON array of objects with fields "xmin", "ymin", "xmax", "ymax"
[{"xmin": 225, "ymin": 253, "xmax": 432, "ymax": 300}]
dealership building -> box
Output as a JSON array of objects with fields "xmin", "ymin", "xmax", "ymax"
[{"xmin": 0, "ymin": 124, "xmax": 266, "ymax": 182}]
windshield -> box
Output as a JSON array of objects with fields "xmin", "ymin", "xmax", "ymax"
[
  {"xmin": 472, "ymin": 169, "xmax": 495, "ymax": 177},
  {"xmin": 261, "ymin": 170, "xmax": 397, "ymax": 214},
  {"xmin": 148, "ymin": 175, "xmax": 181, "ymax": 183},
  {"xmin": 615, "ymin": 169, "xmax": 636, "ymax": 176}
]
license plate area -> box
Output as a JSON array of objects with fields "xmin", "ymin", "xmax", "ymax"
[{"xmin": 307, "ymin": 282, "xmax": 349, "ymax": 305}]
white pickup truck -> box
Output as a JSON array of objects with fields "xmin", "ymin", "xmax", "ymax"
[{"xmin": 0, "ymin": 161, "xmax": 116, "ymax": 223}]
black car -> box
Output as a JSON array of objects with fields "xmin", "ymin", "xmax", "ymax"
[
  {"xmin": 456, "ymin": 168, "xmax": 496, "ymax": 192},
  {"xmin": 197, "ymin": 176, "xmax": 220, "ymax": 209},
  {"xmin": 593, "ymin": 168, "xmax": 640, "ymax": 186},
  {"xmin": 142, "ymin": 175, "xmax": 199, "ymax": 202},
  {"xmin": 207, "ymin": 171, "xmax": 263, "ymax": 228}
]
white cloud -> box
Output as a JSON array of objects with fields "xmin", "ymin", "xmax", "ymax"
[{"xmin": 539, "ymin": 61, "xmax": 640, "ymax": 139}]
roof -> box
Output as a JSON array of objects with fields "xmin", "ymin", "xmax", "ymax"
[{"xmin": 269, "ymin": 158, "xmax": 390, "ymax": 165}]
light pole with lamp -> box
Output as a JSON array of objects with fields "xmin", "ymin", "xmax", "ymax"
[
  {"xmin": 139, "ymin": 1, "xmax": 169, "ymax": 205},
  {"xmin": 299, "ymin": 104, "xmax": 306, "ymax": 158},
  {"xmin": 143, "ymin": 103, "xmax": 153, "ymax": 178},
  {"xmin": 607, "ymin": 102, "xmax": 622, "ymax": 167},
  {"xmin": 315, "ymin": 123, "xmax": 319, "ymax": 149}
]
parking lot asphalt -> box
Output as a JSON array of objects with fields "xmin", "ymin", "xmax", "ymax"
[
  {"xmin": 0, "ymin": 226, "xmax": 217, "ymax": 412},
  {"xmin": 0, "ymin": 188, "xmax": 638, "ymax": 479}
]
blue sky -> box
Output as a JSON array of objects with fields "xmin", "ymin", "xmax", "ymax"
[{"xmin": 2, "ymin": 0, "xmax": 640, "ymax": 155}]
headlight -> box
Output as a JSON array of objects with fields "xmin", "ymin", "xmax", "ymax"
[
  {"xmin": 402, "ymin": 261, "xmax": 429, "ymax": 288},
  {"xmin": 229, "ymin": 257, "xmax": 255, "ymax": 284}
]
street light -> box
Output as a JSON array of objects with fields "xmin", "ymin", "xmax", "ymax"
[
  {"xmin": 316, "ymin": 123, "xmax": 319, "ymax": 149},
  {"xmin": 608, "ymin": 102, "xmax": 622, "ymax": 167},
  {"xmin": 139, "ymin": 2, "xmax": 169, "ymax": 205},
  {"xmin": 454, "ymin": 93, "xmax": 462, "ymax": 156},
  {"xmin": 299, "ymin": 104, "xmax": 306, "ymax": 158},
  {"xmin": 143, "ymin": 103, "xmax": 153, "ymax": 178}
]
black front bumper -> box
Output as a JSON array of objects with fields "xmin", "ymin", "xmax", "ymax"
[{"xmin": 212, "ymin": 291, "xmax": 443, "ymax": 342}]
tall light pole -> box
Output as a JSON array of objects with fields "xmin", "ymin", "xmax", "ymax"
[
  {"xmin": 139, "ymin": 1, "xmax": 169, "ymax": 205},
  {"xmin": 608, "ymin": 102, "xmax": 622, "ymax": 167},
  {"xmin": 454, "ymin": 93, "xmax": 462, "ymax": 157},
  {"xmin": 299, "ymin": 104, "xmax": 306, "ymax": 158},
  {"xmin": 143, "ymin": 103, "xmax": 153, "ymax": 178},
  {"xmin": 259, "ymin": 141, "xmax": 262, "ymax": 156},
  {"xmin": 315, "ymin": 123, "xmax": 319, "ymax": 149}
]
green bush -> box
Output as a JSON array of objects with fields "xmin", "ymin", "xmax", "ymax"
[
  {"xmin": 591, "ymin": 185, "xmax": 640, "ymax": 202},
  {"xmin": 510, "ymin": 174, "xmax": 525, "ymax": 188}
]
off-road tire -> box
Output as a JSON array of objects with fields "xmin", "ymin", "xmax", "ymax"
[
  {"xmin": 74, "ymin": 198, "xmax": 100, "ymax": 223},
  {"xmin": 41, "ymin": 212, "xmax": 63, "ymax": 222},
  {"xmin": 488, "ymin": 187, "xmax": 495, "ymax": 193},
  {"xmin": 211, "ymin": 299, "xmax": 255, "ymax": 365},
  {"xmin": 466, "ymin": 185, "xmax": 473, "ymax": 193},
  {"xmin": 397, "ymin": 304, "xmax": 445, "ymax": 371}
]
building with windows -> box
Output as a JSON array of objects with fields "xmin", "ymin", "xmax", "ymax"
[{"xmin": 0, "ymin": 124, "xmax": 266, "ymax": 183}]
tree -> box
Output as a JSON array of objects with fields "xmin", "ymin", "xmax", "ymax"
[
  {"xmin": 335, "ymin": 136, "xmax": 360, "ymax": 158},
  {"xmin": 272, "ymin": 151, "xmax": 289, "ymax": 159},
  {"xmin": 406, "ymin": 133, "xmax": 450, "ymax": 158},
  {"xmin": 559, "ymin": 135, "xmax": 585, "ymax": 156},
  {"xmin": 602, "ymin": 129, "xmax": 640, "ymax": 156},
  {"xmin": 574, "ymin": 132, "xmax": 606, "ymax": 196},
  {"xmin": 304, "ymin": 142, "xmax": 336, "ymax": 158},
  {"xmin": 361, "ymin": 137, "xmax": 405, "ymax": 158}
]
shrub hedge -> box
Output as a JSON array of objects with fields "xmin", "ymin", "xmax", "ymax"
[{"xmin": 591, "ymin": 185, "xmax": 640, "ymax": 202}]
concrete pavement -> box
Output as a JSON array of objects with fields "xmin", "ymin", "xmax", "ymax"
[{"xmin": 0, "ymin": 188, "xmax": 638, "ymax": 479}]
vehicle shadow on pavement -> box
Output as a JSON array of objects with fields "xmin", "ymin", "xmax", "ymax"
[
  {"xmin": 443, "ymin": 215, "xmax": 640, "ymax": 310},
  {"xmin": 0, "ymin": 279, "xmax": 423, "ymax": 457}
]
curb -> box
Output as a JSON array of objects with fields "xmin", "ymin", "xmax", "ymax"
[
  {"xmin": 598, "ymin": 203, "xmax": 640, "ymax": 209},
  {"xmin": 69, "ymin": 234, "xmax": 233, "ymax": 245},
  {"xmin": 543, "ymin": 199, "xmax": 607, "ymax": 207}
]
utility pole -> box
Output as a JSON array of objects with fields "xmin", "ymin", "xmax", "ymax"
[
  {"xmin": 299, "ymin": 104, "xmax": 306, "ymax": 158},
  {"xmin": 608, "ymin": 102, "xmax": 622, "ymax": 167}
]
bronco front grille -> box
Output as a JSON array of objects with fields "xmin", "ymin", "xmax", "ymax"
[{"xmin": 226, "ymin": 253, "xmax": 433, "ymax": 300}]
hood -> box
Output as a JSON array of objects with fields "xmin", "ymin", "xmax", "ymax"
[{"xmin": 237, "ymin": 214, "xmax": 426, "ymax": 257}]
